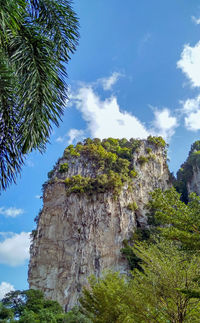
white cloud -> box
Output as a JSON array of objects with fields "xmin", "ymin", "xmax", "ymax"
[
  {"xmin": 0, "ymin": 207, "xmax": 24, "ymax": 218},
  {"xmin": 70, "ymin": 76, "xmax": 178, "ymax": 143},
  {"xmin": 181, "ymin": 95, "xmax": 200, "ymax": 131},
  {"xmin": 56, "ymin": 129, "xmax": 85, "ymax": 145},
  {"xmin": 35, "ymin": 195, "xmax": 41, "ymax": 199},
  {"xmin": 181, "ymin": 95, "xmax": 200, "ymax": 113},
  {"xmin": 185, "ymin": 111, "xmax": 200, "ymax": 131},
  {"xmin": 0, "ymin": 282, "xmax": 15, "ymax": 300},
  {"xmin": 152, "ymin": 108, "xmax": 178, "ymax": 140},
  {"xmin": 0, "ymin": 232, "xmax": 30, "ymax": 266},
  {"xmin": 71, "ymin": 86, "xmax": 149, "ymax": 139},
  {"xmin": 99, "ymin": 72, "xmax": 122, "ymax": 90},
  {"xmin": 192, "ymin": 16, "xmax": 200, "ymax": 25},
  {"xmin": 56, "ymin": 136, "xmax": 64, "ymax": 143},
  {"xmin": 68, "ymin": 129, "xmax": 85, "ymax": 144},
  {"xmin": 177, "ymin": 41, "xmax": 200, "ymax": 87}
]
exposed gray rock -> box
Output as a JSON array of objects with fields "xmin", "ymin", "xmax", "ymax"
[
  {"xmin": 187, "ymin": 165, "xmax": 200, "ymax": 196},
  {"xmin": 28, "ymin": 139, "xmax": 170, "ymax": 310}
]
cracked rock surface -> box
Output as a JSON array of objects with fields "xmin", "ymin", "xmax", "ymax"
[{"xmin": 28, "ymin": 140, "xmax": 170, "ymax": 310}]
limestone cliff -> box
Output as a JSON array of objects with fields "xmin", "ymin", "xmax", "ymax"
[
  {"xmin": 176, "ymin": 140, "xmax": 200, "ymax": 201},
  {"xmin": 28, "ymin": 137, "xmax": 170, "ymax": 310},
  {"xmin": 187, "ymin": 168, "xmax": 200, "ymax": 196}
]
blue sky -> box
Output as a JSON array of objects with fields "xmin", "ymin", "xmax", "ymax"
[{"xmin": 1, "ymin": 0, "xmax": 200, "ymax": 298}]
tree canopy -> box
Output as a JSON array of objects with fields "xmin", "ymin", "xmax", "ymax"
[
  {"xmin": 80, "ymin": 241, "xmax": 200, "ymax": 323},
  {"xmin": 0, "ymin": 289, "xmax": 66, "ymax": 322},
  {"xmin": 148, "ymin": 187, "xmax": 200, "ymax": 250},
  {"xmin": 0, "ymin": 0, "xmax": 79, "ymax": 190},
  {"xmin": 78, "ymin": 187, "xmax": 200, "ymax": 322}
]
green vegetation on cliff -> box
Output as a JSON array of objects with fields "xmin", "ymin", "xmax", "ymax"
[
  {"xmin": 62, "ymin": 137, "xmax": 166, "ymax": 195},
  {"xmin": 64, "ymin": 138, "xmax": 140, "ymax": 195},
  {"xmin": 147, "ymin": 135, "xmax": 167, "ymax": 148},
  {"xmin": 65, "ymin": 172, "xmax": 124, "ymax": 196}
]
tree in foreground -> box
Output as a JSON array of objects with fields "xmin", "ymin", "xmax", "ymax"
[
  {"xmin": 148, "ymin": 187, "xmax": 200, "ymax": 250},
  {"xmin": 0, "ymin": 0, "xmax": 79, "ymax": 190},
  {"xmin": 0, "ymin": 289, "xmax": 66, "ymax": 322},
  {"xmin": 80, "ymin": 241, "xmax": 200, "ymax": 323},
  {"xmin": 64, "ymin": 306, "xmax": 92, "ymax": 323},
  {"xmin": 0, "ymin": 289, "xmax": 92, "ymax": 322}
]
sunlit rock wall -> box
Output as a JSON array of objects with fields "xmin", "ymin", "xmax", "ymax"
[{"xmin": 28, "ymin": 139, "xmax": 170, "ymax": 310}]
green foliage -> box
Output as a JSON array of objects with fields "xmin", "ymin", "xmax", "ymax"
[
  {"xmin": 121, "ymin": 228, "xmax": 150, "ymax": 270},
  {"xmin": 59, "ymin": 163, "xmax": 69, "ymax": 173},
  {"xmin": 127, "ymin": 201, "xmax": 138, "ymax": 211},
  {"xmin": 145, "ymin": 147, "xmax": 156, "ymax": 160},
  {"xmin": 64, "ymin": 138, "xmax": 141, "ymax": 162},
  {"xmin": 191, "ymin": 140, "xmax": 200, "ymax": 152},
  {"xmin": 148, "ymin": 152, "xmax": 156, "ymax": 160},
  {"xmin": 62, "ymin": 137, "xmax": 167, "ymax": 195},
  {"xmin": 0, "ymin": 0, "xmax": 79, "ymax": 191},
  {"xmin": 132, "ymin": 227, "xmax": 151, "ymax": 241},
  {"xmin": 79, "ymin": 183, "xmax": 200, "ymax": 322},
  {"xmin": 64, "ymin": 306, "xmax": 92, "ymax": 322},
  {"xmin": 80, "ymin": 242, "xmax": 200, "ymax": 323},
  {"xmin": 1, "ymin": 289, "xmax": 67, "ymax": 322},
  {"xmin": 30, "ymin": 229, "xmax": 37, "ymax": 240},
  {"xmin": 0, "ymin": 56, "xmax": 24, "ymax": 191},
  {"xmin": 145, "ymin": 147, "xmax": 152, "ymax": 153},
  {"xmin": 129, "ymin": 169, "xmax": 138, "ymax": 178},
  {"xmin": 147, "ymin": 135, "xmax": 167, "ymax": 148},
  {"xmin": 130, "ymin": 240, "xmax": 200, "ymax": 322},
  {"xmin": 65, "ymin": 175, "xmax": 91, "ymax": 194},
  {"xmin": 0, "ymin": 303, "xmax": 14, "ymax": 321},
  {"xmin": 138, "ymin": 155, "xmax": 149, "ymax": 165},
  {"xmin": 80, "ymin": 272, "xmax": 133, "ymax": 323},
  {"xmin": 148, "ymin": 187, "xmax": 200, "ymax": 250},
  {"xmin": 77, "ymin": 142, "xmax": 118, "ymax": 165},
  {"xmin": 121, "ymin": 239, "xmax": 143, "ymax": 271},
  {"xmin": 63, "ymin": 138, "xmax": 147, "ymax": 196},
  {"xmin": 47, "ymin": 170, "xmax": 54, "ymax": 179},
  {"xmin": 65, "ymin": 171, "xmax": 124, "ymax": 196},
  {"xmin": 64, "ymin": 145, "xmax": 80, "ymax": 157}
]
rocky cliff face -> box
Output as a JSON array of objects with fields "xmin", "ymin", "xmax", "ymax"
[
  {"xmin": 176, "ymin": 141, "xmax": 200, "ymax": 201},
  {"xmin": 28, "ymin": 137, "xmax": 170, "ymax": 310},
  {"xmin": 187, "ymin": 166, "xmax": 200, "ymax": 196}
]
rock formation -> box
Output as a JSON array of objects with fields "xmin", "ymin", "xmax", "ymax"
[
  {"xmin": 28, "ymin": 137, "xmax": 171, "ymax": 310},
  {"xmin": 176, "ymin": 140, "xmax": 200, "ymax": 201}
]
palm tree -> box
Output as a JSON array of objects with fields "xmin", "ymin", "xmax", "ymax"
[{"xmin": 0, "ymin": 0, "xmax": 79, "ymax": 190}]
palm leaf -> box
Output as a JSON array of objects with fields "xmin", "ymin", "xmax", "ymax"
[{"xmin": 0, "ymin": 0, "xmax": 79, "ymax": 189}]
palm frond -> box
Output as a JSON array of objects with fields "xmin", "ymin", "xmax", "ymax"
[
  {"xmin": 9, "ymin": 24, "xmax": 67, "ymax": 153},
  {"xmin": 29, "ymin": 0, "xmax": 79, "ymax": 61},
  {"xmin": 0, "ymin": 0, "xmax": 79, "ymax": 190},
  {"xmin": 0, "ymin": 53, "xmax": 24, "ymax": 190}
]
